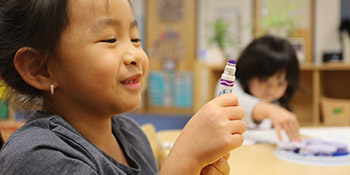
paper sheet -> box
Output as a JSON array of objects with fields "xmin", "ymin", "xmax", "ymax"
[
  {"xmin": 300, "ymin": 127, "xmax": 350, "ymax": 148},
  {"xmin": 243, "ymin": 128, "xmax": 289, "ymax": 145}
]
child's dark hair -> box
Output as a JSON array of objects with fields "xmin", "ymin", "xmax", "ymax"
[
  {"xmin": 236, "ymin": 35, "xmax": 300, "ymax": 109},
  {"xmin": 0, "ymin": 0, "xmax": 69, "ymax": 110}
]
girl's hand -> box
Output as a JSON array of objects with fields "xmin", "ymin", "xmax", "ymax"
[
  {"xmin": 255, "ymin": 102, "xmax": 300, "ymax": 141},
  {"xmin": 160, "ymin": 94, "xmax": 246, "ymax": 175},
  {"xmin": 200, "ymin": 154, "xmax": 230, "ymax": 175},
  {"xmin": 269, "ymin": 105, "xmax": 300, "ymax": 141}
]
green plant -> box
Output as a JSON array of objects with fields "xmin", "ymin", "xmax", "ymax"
[
  {"xmin": 258, "ymin": 0, "xmax": 305, "ymax": 37},
  {"xmin": 208, "ymin": 18, "xmax": 233, "ymax": 52}
]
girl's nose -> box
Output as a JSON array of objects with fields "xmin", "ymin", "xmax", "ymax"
[{"xmin": 123, "ymin": 46, "xmax": 144, "ymax": 67}]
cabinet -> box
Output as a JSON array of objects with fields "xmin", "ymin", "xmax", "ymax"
[
  {"xmin": 291, "ymin": 63, "xmax": 350, "ymax": 125},
  {"xmin": 195, "ymin": 62, "xmax": 350, "ymax": 126}
]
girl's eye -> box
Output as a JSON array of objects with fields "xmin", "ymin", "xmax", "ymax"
[
  {"xmin": 278, "ymin": 81, "xmax": 287, "ymax": 86},
  {"xmin": 100, "ymin": 38, "xmax": 117, "ymax": 43},
  {"xmin": 131, "ymin": 38, "xmax": 141, "ymax": 43}
]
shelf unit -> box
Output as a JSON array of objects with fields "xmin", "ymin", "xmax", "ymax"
[{"xmin": 292, "ymin": 63, "xmax": 350, "ymax": 125}]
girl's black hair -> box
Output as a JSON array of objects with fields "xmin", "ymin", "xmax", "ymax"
[
  {"xmin": 236, "ymin": 35, "xmax": 300, "ymax": 109},
  {"xmin": 0, "ymin": 0, "xmax": 69, "ymax": 109}
]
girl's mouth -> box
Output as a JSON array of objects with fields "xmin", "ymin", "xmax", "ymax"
[
  {"xmin": 121, "ymin": 79, "xmax": 140, "ymax": 84},
  {"xmin": 120, "ymin": 74, "xmax": 142, "ymax": 90}
]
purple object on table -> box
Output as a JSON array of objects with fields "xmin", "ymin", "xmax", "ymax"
[
  {"xmin": 300, "ymin": 144, "xmax": 337, "ymax": 156},
  {"xmin": 278, "ymin": 139, "xmax": 349, "ymax": 157}
]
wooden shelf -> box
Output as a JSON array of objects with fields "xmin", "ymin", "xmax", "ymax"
[
  {"xmin": 318, "ymin": 62, "xmax": 350, "ymax": 70},
  {"xmin": 299, "ymin": 63, "xmax": 317, "ymax": 70},
  {"xmin": 300, "ymin": 62, "xmax": 350, "ymax": 71},
  {"xmin": 196, "ymin": 62, "xmax": 350, "ymax": 126}
]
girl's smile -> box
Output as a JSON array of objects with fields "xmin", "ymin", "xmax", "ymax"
[{"xmin": 120, "ymin": 73, "xmax": 142, "ymax": 90}]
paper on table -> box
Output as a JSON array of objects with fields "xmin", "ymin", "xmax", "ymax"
[
  {"xmin": 300, "ymin": 127, "xmax": 350, "ymax": 149},
  {"xmin": 243, "ymin": 118, "xmax": 289, "ymax": 145},
  {"xmin": 243, "ymin": 128, "xmax": 289, "ymax": 145}
]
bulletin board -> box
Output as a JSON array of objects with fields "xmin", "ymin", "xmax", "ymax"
[
  {"xmin": 254, "ymin": 0, "xmax": 314, "ymax": 64},
  {"xmin": 145, "ymin": 0, "xmax": 196, "ymax": 113},
  {"xmin": 146, "ymin": 0, "xmax": 196, "ymax": 71}
]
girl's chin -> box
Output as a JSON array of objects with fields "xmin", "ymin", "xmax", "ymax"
[{"xmin": 123, "ymin": 98, "xmax": 142, "ymax": 112}]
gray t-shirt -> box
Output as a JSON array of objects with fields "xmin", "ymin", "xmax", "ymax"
[{"xmin": 0, "ymin": 112, "xmax": 158, "ymax": 175}]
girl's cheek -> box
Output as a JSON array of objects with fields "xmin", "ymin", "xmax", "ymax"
[{"xmin": 274, "ymin": 87, "xmax": 287, "ymax": 100}]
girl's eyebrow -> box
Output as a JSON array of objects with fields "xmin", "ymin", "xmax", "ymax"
[
  {"xmin": 131, "ymin": 20, "xmax": 138, "ymax": 29},
  {"xmin": 88, "ymin": 18, "xmax": 138, "ymax": 33},
  {"xmin": 88, "ymin": 18, "xmax": 119, "ymax": 33}
]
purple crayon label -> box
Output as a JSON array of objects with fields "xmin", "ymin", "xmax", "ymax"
[{"xmin": 220, "ymin": 79, "xmax": 234, "ymax": 87}]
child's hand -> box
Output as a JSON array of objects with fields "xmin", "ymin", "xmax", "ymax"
[
  {"xmin": 270, "ymin": 106, "xmax": 300, "ymax": 141},
  {"xmin": 200, "ymin": 154, "xmax": 230, "ymax": 175},
  {"xmin": 160, "ymin": 93, "xmax": 246, "ymax": 175},
  {"xmin": 255, "ymin": 102, "xmax": 300, "ymax": 141}
]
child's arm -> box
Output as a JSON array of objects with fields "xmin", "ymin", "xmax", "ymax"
[
  {"xmin": 159, "ymin": 94, "xmax": 246, "ymax": 175},
  {"xmin": 253, "ymin": 102, "xmax": 300, "ymax": 140}
]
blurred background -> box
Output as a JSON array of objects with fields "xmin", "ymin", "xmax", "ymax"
[{"xmin": 1, "ymin": 0, "xmax": 350, "ymax": 132}]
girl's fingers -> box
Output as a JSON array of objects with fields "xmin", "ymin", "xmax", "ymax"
[
  {"xmin": 274, "ymin": 124, "xmax": 283, "ymax": 141},
  {"xmin": 282, "ymin": 122, "xmax": 293, "ymax": 140},
  {"xmin": 228, "ymin": 120, "xmax": 247, "ymax": 135},
  {"xmin": 280, "ymin": 118, "xmax": 299, "ymax": 140},
  {"xmin": 211, "ymin": 93, "xmax": 239, "ymax": 107},
  {"xmin": 223, "ymin": 153, "xmax": 230, "ymax": 160},
  {"xmin": 201, "ymin": 157, "xmax": 230, "ymax": 175},
  {"xmin": 219, "ymin": 106, "xmax": 245, "ymax": 120},
  {"xmin": 201, "ymin": 165, "xmax": 222, "ymax": 175},
  {"xmin": 289, "ymin": 121, "xmax": 300, "ymax": 140},
  {"xmin": 212, "ymin": 157, "xmax": 230, "ymax": 175},
  {"xmin": 228, "ymin": 134, "xmax": 244, "ymax": 149}
]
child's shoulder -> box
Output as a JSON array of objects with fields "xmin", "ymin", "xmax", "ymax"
[
  {"xmin": 2, "ymin": 113, "xmax": 79, "ymax": 153},
  {"xmin": 0, "ymin": 113, "xmax": 98, "ymax": 173}
]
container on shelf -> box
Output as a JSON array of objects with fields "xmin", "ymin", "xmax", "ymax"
[{"xmin": 321, "ymin": 97, "xmax": 350, "ymax": 125}]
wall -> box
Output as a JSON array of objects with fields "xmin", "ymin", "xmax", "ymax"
[{"xmin": 314, "ymin": 0, "xmax": 341, "ymax": 65}]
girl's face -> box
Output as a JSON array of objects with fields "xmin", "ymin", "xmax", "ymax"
[
  {"xmin": 248, "ymin": 71, "xmax": 288, "ymax": 102},
  {"xmin": 52, "ymin": 0, "xmax": 148, "ymax": 116}
]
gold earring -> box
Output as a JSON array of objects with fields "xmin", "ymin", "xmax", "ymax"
[{"xmin": 50, "ymin": 83, "xmax": 54, "ymax": 95}]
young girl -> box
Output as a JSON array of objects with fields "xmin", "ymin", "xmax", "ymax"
[
  {"xmin": 231, "ymin": 35, "xmax": 300, "ymax": 141},
  {"xmin": 0, "ymin": 0, "xmax": 246, "ymax": 174}
]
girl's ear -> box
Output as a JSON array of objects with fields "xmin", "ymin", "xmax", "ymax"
[{"xmin": 14, "ymin": 47, "xmax": 52, "ymax": 91}]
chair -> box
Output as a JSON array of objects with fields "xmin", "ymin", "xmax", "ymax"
[
  {"xmin": 0, "ymin": 131, "xmax": 4, "ymax": 148},
  {"xmin": 129, "ymin": 114, "xmax": 191, "ymax": 131},
  {"xmin": 140, "ymin": 123, "xmax": 166, "ymax": 169}
]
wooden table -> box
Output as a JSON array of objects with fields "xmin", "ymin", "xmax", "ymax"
[{"xmin": 157, "ymin": 130, "xmax": 350, "ymax": 175}]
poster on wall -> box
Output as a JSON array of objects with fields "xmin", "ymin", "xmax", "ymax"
[
  {"xmin": 197, "ymin": 0, "xmax": 253, "ymax": 66},
  {"xmin": 149, "ymin": 29, "xmax": 185, "ymax": 71},
  {"xmin": 157, "ymin": 0, "xmax": 184, "ymax": 22}
]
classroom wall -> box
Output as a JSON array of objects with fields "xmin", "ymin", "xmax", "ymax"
[{"xmin": 314, "ymin": 0, "xmax": 341, "ymax": 65}]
